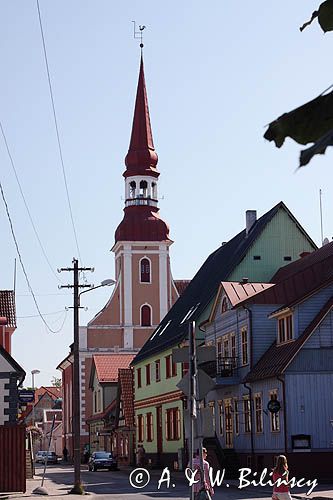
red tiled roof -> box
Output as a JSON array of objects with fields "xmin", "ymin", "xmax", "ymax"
[
  {"xmin": 245, "ymin": 295, "xmax": 333, "ymax": 382},
  {"xmin": 34, "ymin": 386, "xmax": 62, "ymax": 404},
  {"xmin": 221, "ymin": 281, "xmax": 274, "ymax": 307},
  {"xmin": 174, "ymin": 280, "xmax": 191, "ymax": 296},
  {"xmin": 0, "ymin": 290, "xmax": 16, "ymax": 327},
  {"xmin": 93, "ymin": 354, "xmax": 135, "ymax": 382},
  {"xmin": 118, "ymin": 368, "xmax": 134, "ymax": 428}
]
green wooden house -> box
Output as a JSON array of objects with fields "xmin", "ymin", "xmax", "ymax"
[{"xmin": 131, "ymin": 202, "xmax": 317, "ymax": 467}]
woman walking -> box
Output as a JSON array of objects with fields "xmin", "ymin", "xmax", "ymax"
[{"xmin": 272, "ymin": 455, "xmax": 292, "ymax": 500}]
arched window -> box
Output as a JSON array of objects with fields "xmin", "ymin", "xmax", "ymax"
[
  {"xmin": 139, "ymin": 180, "xmax": 148, "ymax": 197},
  {"xmin": 151, "ymin": 182, "xmax": 157, "ymax": 199},
  {"xmin": 129, "ymin": 181, "xmax": 136, "ymax": 198},
  {"xmin": 141, "ymin": 305, "xmax": 151, "ymax": 327},
  {"xmin": 140, "ymin": 258, "xmax": 151, "ymax": 283},
  {"xmin": 221, "ymin": 297, "xmax": 228, "ymax": 313}
]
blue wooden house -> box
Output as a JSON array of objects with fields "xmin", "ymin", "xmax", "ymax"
[{"xmin": 203, "ymin": 242, "xmax": 333, "ymax": 480}]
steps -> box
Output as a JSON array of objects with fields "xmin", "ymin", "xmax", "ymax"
[{"xmin": 203, "ymin": 436, "xmax": 239, "ymax": 479}]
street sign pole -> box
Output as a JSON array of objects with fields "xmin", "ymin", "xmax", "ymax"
[{"xmin": 188, "ymin": 320, "xmax": 196, "ymax": 500}]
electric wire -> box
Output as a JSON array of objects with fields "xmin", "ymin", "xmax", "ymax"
[
  {"xmin": 17, "ymin": 309, "xmax": 67, "ymax": 318},
  {"xmin": 0, "ymin": 180, "xmax": 64, "ymax": 334},
  {"xmin": 36, "ymin": 0, "xmax": 83, "ymax": 265},
  {"xmin": 0, "ymin": 121, "xmax": 61, "ymax": 283}
]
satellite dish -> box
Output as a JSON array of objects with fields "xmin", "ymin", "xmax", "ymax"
[{"xmin": 322, "ymin": 237, "xmax": 330, "ymax": 246}]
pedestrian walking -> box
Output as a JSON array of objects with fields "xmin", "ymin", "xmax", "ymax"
[
  {"xmin": 136, "ymin": 445, "xmax": 146, "ymax": 467},
  {"xmin": 272, "ymin": 455, "xmax": 292, "ymax": 500},
  {"xmin": 63, "ymin": 446, "xmax": 68, "ymax": 463},
  {"xmin": 191, "ymin": 448, "xmax": 214, "ymax": 500}
]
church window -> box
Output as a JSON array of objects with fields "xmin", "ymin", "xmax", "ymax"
[
  {"xmin": 151, "ymin": 182, "xmax": 157, "ymax": 199},
  {"xmin": 140, "ymin": 258, "xmax": 151, "ymax": 283},
  {"xmin": 139, "ymin": 180, "xmax": 148, "ymax": 197},
  {"xmin": 129, "ymin": 181, "xmax": 136, "ymax": 198},
  {"xmin": 141, "ymin": 304, "xmax": 152, "ymax": 327}
]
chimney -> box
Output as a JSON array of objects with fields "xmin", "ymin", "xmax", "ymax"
[
  {"xmin": 246, "ymin": 210, "xmax": 257, "ymax": 235},
  {"xmin": 299, "ymin": 251, "xmax": 311, "ymax": 259},
  {"xmin": 240, "ymin": 277, "xmax": 249, "ymax": 284}
]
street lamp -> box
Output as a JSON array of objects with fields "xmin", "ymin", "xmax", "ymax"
[{"xmin": 59, "ymin": 260, "xmax": 116, "ymax": 495}]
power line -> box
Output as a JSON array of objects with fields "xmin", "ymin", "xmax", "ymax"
[
  {"xmin": 17, "ymin": 309, "xmax": 67, "ymax": 318},
  {"xmin": 0, "ymin": 179, "xmax": 65, "ymax": 334},
  {"xmin": 36, "ymin": 0, "xmax": 83, "ymax": 265},
  {"xmin": 0, "ymin": 120, "xmax": 61, "ymax": 283}
]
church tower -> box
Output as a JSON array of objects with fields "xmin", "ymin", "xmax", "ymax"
[
  {"xmin": 112, "ymin": 53, "xmax": 178, "ymax": 349},
  {"xmin": 58, "ymin": 51, "xmax": 187, "ymax": 455}
]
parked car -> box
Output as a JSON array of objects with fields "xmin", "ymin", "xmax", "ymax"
[
  {"xmin": 46, "ymin": 452, "xmax": 58, "ymax": 465},
  {"xmin": 35, "ymin": 451, "xmax": 47, "ymax": 463},
  {"xmin": 88, "ymin": 451, "xmax": 117, "ymax": 471}
]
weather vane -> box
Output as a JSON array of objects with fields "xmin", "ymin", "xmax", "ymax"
[{"xmin": 132, "ymin": 21, "xmax": 146, "ymax": 48}]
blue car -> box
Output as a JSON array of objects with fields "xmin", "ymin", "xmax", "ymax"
[{"xmin": 88, "ymin": 451, "xmax": 117, "ymax": 471}]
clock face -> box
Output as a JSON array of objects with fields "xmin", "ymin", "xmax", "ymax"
[{"xmin": 267, "ymin": 400, "xmax": 281, "ymax": 413}]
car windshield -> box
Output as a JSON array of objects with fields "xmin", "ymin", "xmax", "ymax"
[{"xmin": 94, "ymin": 452, "xmax": 112, "ymax": 459}]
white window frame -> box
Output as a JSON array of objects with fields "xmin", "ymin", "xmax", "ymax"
[
  {"xmin": 140, "ymin": 303, "xmax": 152, "ymax": 327},
  {"xmin": 254, "ymin": 392, "xmax": 263, "ymax": 434},
  {"xmin": 269, "ymin": 390, "xmax": 280, "ymax": 433},
  {"xmin": 139, "ymin": 256, "xmax": 152, "ymax": 284}
]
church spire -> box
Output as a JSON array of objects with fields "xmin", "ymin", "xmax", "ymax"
[
  {"xmin": 124, "ymin": 54, "xmax": 158, "ymax": 178},
  {"xmin": 115, "ymin": 52, "xmax": 170, "ymax": 243}
]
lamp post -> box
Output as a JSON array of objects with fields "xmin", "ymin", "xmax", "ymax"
[
  {"xmin": 31, "ymin": 369, "xmax": 40, "ymax": 428},
  {"xmin": 59, "ymin": 259, "xmax": 115, "ymax": 494},
  {"xmin": 31, "ymin": 369, "xmax": 40, "ymax": 390}
]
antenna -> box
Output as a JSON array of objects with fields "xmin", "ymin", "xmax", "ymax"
[
  {"xmin": 132, "ymin": 21, "xmax": 146, "ymax": 48},
  {"xmin": 13, "ymin": 257, "xmax": 17, "ymax": 295},
  {"xmin": 319, "ymin": 188, "xmax": 324, "ymax": 244}
]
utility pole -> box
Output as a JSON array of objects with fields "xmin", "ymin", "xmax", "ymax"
[{"xmin": 59, "ymin": 259, "xmax": 93, "ymax": 494}]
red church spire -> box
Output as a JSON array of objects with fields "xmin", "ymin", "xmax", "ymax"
[
  {"xmin": 115, "ymin": 52, "xmax": 170, "ymax": 243},
  {"xmin": 124, "ymin": 54, "xmax": 158, "ymax": 178}
]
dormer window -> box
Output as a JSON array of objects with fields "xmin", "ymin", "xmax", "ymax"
[
  {"xmin": 278, "ymin": 314, "xmax": 293, "ymax": 344},
  {"xmin": 221, "ymin": 297, "xmax": 228, "ymax": 313}
]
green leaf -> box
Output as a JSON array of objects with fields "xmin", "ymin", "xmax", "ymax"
[
  {"xmin": 300, "ymin": 0, "xmax": 333, "ymax": 33},
  {"xmin": 264, "ymin": 89, "xmax": 333, "ymax": 148}
]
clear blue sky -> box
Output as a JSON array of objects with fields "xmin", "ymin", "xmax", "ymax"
[{"xmin": 1, "ymin": 1, "xmax": 332, "ymax": 387}]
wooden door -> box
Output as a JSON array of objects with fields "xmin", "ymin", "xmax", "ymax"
[{"xmin": 224, "ymin": 400, "xmax": 233, "ymax": 448}]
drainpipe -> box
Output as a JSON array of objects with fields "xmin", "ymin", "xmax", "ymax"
[
  {"xmin": 243, "ymin": 306, "xmax": 253, "ymax": 369},
  {"xmin": 243, "ymin": 382, "xmax": 254, "ymax": 468},
  {"xmin": 277, "ymin": 375, "xmax": 287, "ymax": 455}
]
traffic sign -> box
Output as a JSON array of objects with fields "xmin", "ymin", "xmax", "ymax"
[
  {"xmin": 177, "ymin": 368, "xmax": 215, "ymax": 400},
  {"xmin": 18, "ymin": 390, "xmax": 35, "ymax": 403},
  {"xmin": 172, "ymin": 346, "xmax": 216, "ymax": 364}
]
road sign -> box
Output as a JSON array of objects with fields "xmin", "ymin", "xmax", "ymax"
[
  {"xmin": 18, "ymin": 389, "xmax": 35, "ymax": 403},
  {"xmin": 172, "ymin": 346, "xmax": 216, "ymax": 364},
  {"xmin": 267, "ymin": 400, "xmax": 281, "ymax": 413},
  {"xmin": 177, "ymin": 368, "xmax": 215, "ymax": 400}
]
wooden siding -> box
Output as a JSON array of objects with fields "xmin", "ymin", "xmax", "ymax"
[
  {"xmin": 295, "ymin": 283, "xmax": 333, "ymax": 335},
  {"xmin": 285, "ymin": 373, "xmax": 333, "ymax": 450},
  {"xmin": 287, "ymin": 348, "xmax": 333, "ymax": 372},
  {"xmin": 209, "ymin": 378, "xmax": 285, "ymax": 453},
  {"xmin": 229, "ymin": 208, "xmax": 316, "ymax": 283},
  {"xmin": 251, "ymin": 305, "xmax": 279, "ymax": 365},
  {"xmin": 303, "ymin": 310, "xmax": 333, "ymax": 348}
]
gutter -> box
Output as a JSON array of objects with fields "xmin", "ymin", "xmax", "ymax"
[
  {"xmin": 277, "ymin": 375, "xmax": 288, "ymax": 455},
  {"xmin": 243, "ymin": 382, "xmax": 254, "ymax": 460}
]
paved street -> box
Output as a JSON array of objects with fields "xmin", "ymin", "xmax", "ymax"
[{"xmin": 4, "ymin": 464, "xmax": 332, "ymax": 500}]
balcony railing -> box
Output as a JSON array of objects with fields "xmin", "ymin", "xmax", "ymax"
[{"xmin": 200, "ymin": 356, "xmax": 238, "ymax": 378}]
